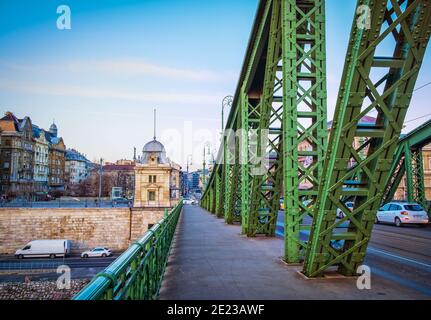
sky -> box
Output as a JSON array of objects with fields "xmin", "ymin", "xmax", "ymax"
[{"xmin": 0, "ymin": 0, "xmax": 430, "ymax": 169}]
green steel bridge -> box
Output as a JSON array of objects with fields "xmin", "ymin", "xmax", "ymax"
[
  {"xmin": 73, "ymin": 0, "xmax": 431, "ymax": 300},
  {"xmin": 201, "ymin": 0, "xmax": 431, "ymax": 278}
]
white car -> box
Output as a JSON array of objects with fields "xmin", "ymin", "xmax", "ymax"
[
  {"xmin": 183, "ymin": 199, "xmax": 194, "ymax": 205},
  {"xmin": 336, "ymin": 202, "xmax": 354, "ymax": 219},
  {"xmin": 376, "ymin": 202, "xmax": 429, "ymax": 227},
  {"xmin": 81, "ymin": 247, "xmax": 112, "ymax": 258}
]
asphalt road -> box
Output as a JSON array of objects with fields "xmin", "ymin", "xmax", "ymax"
[
  {"xmin": 0, "ymin": 253, "xmax": 119, "ymax": 283},
  {"xmin": 276, "ymin": 212, "xmax": 431, "ymax": 296}
]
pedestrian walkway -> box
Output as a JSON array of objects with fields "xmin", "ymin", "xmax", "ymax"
[{"xmin": 158, "ymin": 205, "xmax": 427, "ymax": 300}]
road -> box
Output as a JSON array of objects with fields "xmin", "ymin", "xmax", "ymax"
[
  {"xmin": 276, "ymin": 212, "xmax": 431, "ymax": 296},
  {"xmin": 0, "ymin": 253, "xmax": 119, "ymax": 283}
]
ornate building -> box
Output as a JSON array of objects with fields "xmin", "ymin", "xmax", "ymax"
[
  {"xmin": 47, "ymin": 123, "xmax": 66, "ymax": 191},
  {"xmin": 134, "ymin": 138, "xmax": 181, "ymax": 208},
  {"xmin": 65, "ymin": 149, "xmax": 91, "ymax": 185},
  {"xmin": 0, "ymin": 112, "xmax": 34, "ymax": 196},
  {"xmin": 32, "ymin": 125, "xmax": 50, "ymax": 192}
]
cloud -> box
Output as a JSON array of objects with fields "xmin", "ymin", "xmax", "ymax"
[
  {"xmin": 67, "ymin": 59, "xmax": 236, "ymax": 82},
  {"xmin": 0, "ymin": 59, "xmax": 236, "ymax": 83},
  {"xmin": 0, "ymin": 79, "xmax": 223, "ymax": 105}
]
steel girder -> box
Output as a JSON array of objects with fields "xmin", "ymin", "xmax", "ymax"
[
  {"xmin": 248, "ymin": 0, "xmax": 284, "ymax": 237},
  {"xmin": 245, "ymin": 0, "xmax": 327, "ymax": 241},
  {"xmin": 282, "ymin": 0, "xmax": 328, "ymax": 263},
  {"xmin": 383, "ymin": 119, "xmax": 431, "ymax": 213},
  {"xmin": 303, "ymin": 0, "xmax": 431, "ymax": 277},
  {"xmin": 225, "ymin": 119, "xmax": 243, "ymax": 224}
]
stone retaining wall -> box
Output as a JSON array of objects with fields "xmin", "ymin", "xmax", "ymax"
[{"xmin": 0, "ymin": 207, "xmax": 166, "ymax": 254}]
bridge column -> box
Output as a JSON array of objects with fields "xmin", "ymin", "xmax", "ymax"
[
  {"xmin": 282, "ymin": 0, "xmax": 328, "ymax": 263},
  {"xmin": 303, "ymin": 0, "xmax": 431, "ymax": 277}
]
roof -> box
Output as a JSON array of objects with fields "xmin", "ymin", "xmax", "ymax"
[
  {"xmin": 103, "ymin": 164, "xmax": 135, "ymax": 172},
  {"xmin": 143, "ymin": 139, "xmax": 166, "ymax": 153},
  {"xmin": 66, "ymin": 149, "xmax": 91, "ymax": 163},
  {"xmin": 0, "ymin": 120, "xmax": 17, "ymax": 132},
  {"xmin": 0, "ymin": 112, "xmax": 31, "ymax": 133}
]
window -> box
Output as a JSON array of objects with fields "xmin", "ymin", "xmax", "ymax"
[
  {"xmin": 389, "ymin": 204, "xmax": 401, "ymax": 211},
  {"xmin": 404, "ymin": 204, "xmax": 423, "ymax": 211},
  {"xmin": 149, "ymin": 175, "xmax": 157, "ymax": 183},
  {"xmin": 148, "ymin": 191, "xmax": 156, "ymax": 201}
]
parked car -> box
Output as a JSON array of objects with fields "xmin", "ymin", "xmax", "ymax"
[
  {"xmin": 81, "ymin": 247, "xmax": 112, "ymax": 258},
  {"xmin": 15, "ymin": 240, "xmax": 71, "ymax": 259},
  {"xmin": 113, "ymin": 197, "xmax": 131, "ymax": 205},
  {"xmin": 183, "ymin": 198, "xmax": 194, "ymax": 205},
  {"xmin": 336, "ymin": 202, "xmax": 354, "ymax": 219},
  {"xmin": 280, "ymin": 198, "xmax": 284, "ymax": 211},
  {"xmin": 376, "ymin": 202, "xmax": 429, "ymax": 227}
]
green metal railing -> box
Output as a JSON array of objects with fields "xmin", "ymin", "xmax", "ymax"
[{"xmin": 73, "ymin": 201, "xmax": 183, "ymax": 300}]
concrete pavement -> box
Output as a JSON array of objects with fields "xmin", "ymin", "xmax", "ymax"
[{"xmin": 159, "ymin": 205, "xmax": 430, "ymax": 300}]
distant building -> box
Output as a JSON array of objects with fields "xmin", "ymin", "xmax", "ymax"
[
  {"xmin": 0, "ymin": 112, "xmax": 34, "ymax": 196},
  {"xmin": 47, "ymin": 122, "xmax": 66, "ymax": 191},
  {"xmin": 32, "ymin": 125, "xmax": 50, "ymax": 192},
  {"xmin": 134, "ymin": 138, "xmax": 181, "ymax": 208},
  {"xmin": 394, "ymin": 143, "xmax": 431, "ymax": 201},
  {"xmin": 65, "ymin": 149, "xmax": 91, "ymax": 185},
  {"xmin": 103, "ymin": 163, "xmax": 135, "ymax": 199},
  {"xmin": 115, "ymin": 159, "xmax": 135, "ymax": 166}
]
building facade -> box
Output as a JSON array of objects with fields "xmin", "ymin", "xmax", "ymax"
[
  {"xmin": 32, "ymin": 125, "xmax": 49, "ymax": 192},
  {"xmin": 394, "ymin": 143, "xmax": 431, "ymax": 201},
  {"xmin": 103, "ymin": 164, "xmax": 135, "ymax": 199},
  {"xmin": 134, "ymin": 138, "xmax": 181, "ymax": 208},
  {"xmin": 0, "ymin": 112, "xmax": 34, "ymax": 196},
  {"xmin": 47, "ymin": 123, "xmax": 66, "ymax": 191},
  {"xmin": 65, "ymin": 149, "xmax": 91, "ymax": 185}
]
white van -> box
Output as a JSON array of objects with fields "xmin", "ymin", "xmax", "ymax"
[{"xmin": 15, "ymin": 240, "xmax": 72, "ymax": 259}]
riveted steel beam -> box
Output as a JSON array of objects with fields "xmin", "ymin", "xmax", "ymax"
[{"xmin": 304, "ymin": 0, "xmax": 431, "ymax": 277}]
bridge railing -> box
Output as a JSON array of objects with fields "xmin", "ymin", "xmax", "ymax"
[{"xmin": 73, "ymin": 201, "xmax": 183, "ymax": 300}]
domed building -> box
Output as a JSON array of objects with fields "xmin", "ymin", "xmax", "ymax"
[{"xmin": 133, "ymin": 125, "xmax": 181, "ymax": 208}]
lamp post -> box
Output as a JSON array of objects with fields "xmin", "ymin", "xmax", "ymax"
[
  {"xmin": 202, "ymin": 142, "xmax": 211, "ymax": 189},
  {"xmin": 98, "ymin": 158, "xmax": 103, "ymax": 206},
  {"xmin": 186, "ymin": 154, "xmax": 192, "ymax": 196},
  {"xmin": 202, "ymin": 147, "xmax": 206, "ymax": 189},
  {"xmin": 222, "ymin": 95, "xmax": 233, "ymax": 132}
]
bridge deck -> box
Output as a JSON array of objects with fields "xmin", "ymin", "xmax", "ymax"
[{"xmin": 159, "ymin": 205, "xmax": 427, "ymax": 300}]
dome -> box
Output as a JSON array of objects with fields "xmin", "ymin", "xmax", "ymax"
[
  {"xmin": 143, "ymin": 139, "xmax": 166, "ymax": 153},
  {"xmin": 49, "ymin": 123, "xmax": 58, "ymax": 137},
  {"xmin": 141, "ymin": 139, "xmax": 168, "ymax": 164}
]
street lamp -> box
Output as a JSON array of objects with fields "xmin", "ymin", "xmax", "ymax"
[
  {"xmin": 186, "ymin": 154, "xmax": 192, "ymax": 196},
  {"xmin": 222, "ymin": 95, "xmax": 233, "ymax": 132},
  {"xmin": 202, "ymin": 142, "xmax": 211, "ymax": 189},
  {"xmin": 98, "ymin": 158, "xmax": 104, "ymax": 206}
]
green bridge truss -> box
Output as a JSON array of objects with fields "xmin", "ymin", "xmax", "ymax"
[
  {"xmin": 382, "ymin": 119, "xmax": 431, "ymax": 213},
  {"xmin": 202, "ymin": 0, "xmax": 431, "ymax": 277}
]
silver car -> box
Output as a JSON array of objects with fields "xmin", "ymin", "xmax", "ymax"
[
  {"xmin": 81, "ymin": 247, "xmax": 112, "ymax": 258},
  {"xmin": 376, "ymin": 202, "xmax": 429, "ymax": 227}
]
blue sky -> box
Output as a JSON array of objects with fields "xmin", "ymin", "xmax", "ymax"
[{"xmin": 0, "ymin": 0, "xmax": 430, "ymax": 168}]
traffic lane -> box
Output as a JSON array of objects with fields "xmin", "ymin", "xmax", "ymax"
[
  {"xmin": 364, "ymin": 248, "xmax": 431, "ymax": 296},
  {"xmin": 0, "ymin": 252, "xmax": 121, "ymax": 262},
  {"xmin": 370, "ymin": 223, "xmax": 431, "ymax": 264},
  {"xmin": 277, "ymin": 210, "xmax": 431, "ymax": 264},
  {"xmin": 0, "ymin": 254, "xmax": 119, "ymax": 271}
]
